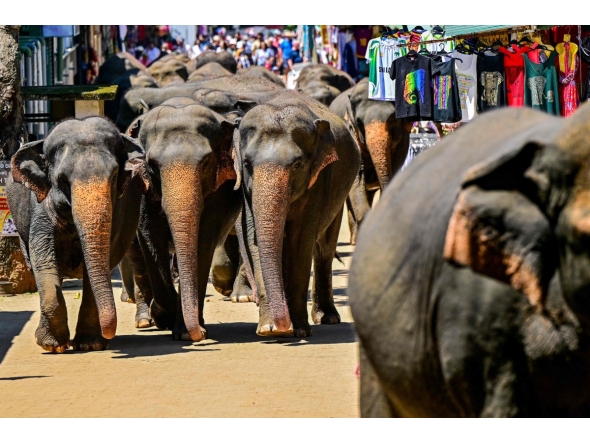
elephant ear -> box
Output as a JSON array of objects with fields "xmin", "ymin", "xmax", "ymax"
[
  {"xmin": 11, "ymin": 139, "xmax": 50, "ymax": 203},
  {"xmin": 443, "ymin": 141, "xmax": 556, "ymax": 309},
  {"xmin": 308, "ymin": 119, "xmax": 339, "ymax": 190},
  {"xmin": 213, "ymin": 115, "xmax": 238, "ymax": 192},
  {"xmin": 343, "ymin": 94, "xmax": 366, "ymax": 151},
  {"xmin": 117, "ymin": 134, "xmax": 151, "ymax": 196},
  {"xmin": 125, "ymin": 115, "xmax": 145, "ymax": 139}
]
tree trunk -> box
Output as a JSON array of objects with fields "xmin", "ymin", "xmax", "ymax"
[{"xmin": 0, "ymin": 25, "xmax": 37, "ymax": 293}]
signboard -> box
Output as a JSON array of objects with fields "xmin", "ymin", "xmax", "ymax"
[{"xmin": 0, "ymin": 161, "xmax": 18, "ymax": 236}]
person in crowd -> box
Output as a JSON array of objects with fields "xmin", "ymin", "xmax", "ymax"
[
  {"xmin": 228, "ymin": 38, "xmax": 238, "ymax": 57},
  {"xmin": 217, "ymin": 39, "xmax": 229, "ymax": 53},
  {"xmin": 238, "ymin": 49, "xmax": 253, "ymax": 69},
  {"xmin": 255, "ymin": 41, "xmax": 272, "ymax": 67},
  {"xmin": 279, "ymin": 32, "xmax": 293, "ymax": 78},
  {"xmin": 212, "ymin": 35, "xmax": 221, "ymax": 50},
  {"xmin": 197, "ymin": 34, "xmax": 209, "ymax": 52},
  {"xmin": 143, "ymin": 40, "xmax": 161, "ymax": 66},
  {"xmin": 288, "ymin": 40, "xmax": 303, "ymax": 69},
  {"xmin": 191, "ymin": 37, "xmax": 202, "ymax": 59}
]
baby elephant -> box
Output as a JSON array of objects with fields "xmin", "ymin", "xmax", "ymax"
[{"xmin": 7, "ymin": 117, "xmax": 149, "ymax": 353}]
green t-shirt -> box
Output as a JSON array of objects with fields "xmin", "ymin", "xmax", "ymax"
[{"xmin": 524, "ymin": 51, "xmax": 560, "ymax": 115}]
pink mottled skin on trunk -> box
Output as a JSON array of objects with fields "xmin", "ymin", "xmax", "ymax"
[
  {"xmin": 252, "ymin": 163, "xmax": 293, "ymax": 332},
  {"xmin": 71, "ymin": 179, "xmax": 116, "ymax": 339},
  {"xmin": 364, "ymin": 121, "xmax": 393, "ymax": 190},
  {"xmin": 160, "ymin": 163, "xmax": 205, "ymax": 342}
]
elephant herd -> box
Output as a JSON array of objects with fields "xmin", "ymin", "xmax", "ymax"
[
  {"xmin": 7, "ymin": 51, "xmax": 407, "ymax": 353},
  {"xmin": 10, "ymin": 48, "xmax": 589, "ymax": 417}
]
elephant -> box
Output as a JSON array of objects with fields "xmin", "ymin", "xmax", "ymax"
[
  {"xmin": 349, "ymin": 105, "xmax": 590, "ymax": 417},
  {"xmin": 297, "ymin": 80, "xmax": 342, "ymax": 106},
  {"xmin": 187, "ymin": 62, "xmax": 232, "ymax": 83},
  {"xmin": 194, "ymin": 50, "xmax": 238, "ymax": 73},
  {"xmin": 6, "ymin": 117, "xmax": 150, "ymax": 353},
  {"xmin": 104, "ymin": 69, "xmax": 159, "ymax": 124},
  {"xmin": 329, "ymin": 78, "xmax": 410, "ymax": 245},
  {"xmin": 296, "ymin": 64, "xmax": 355, "ymax": 94},
  {"xmin": 116, "ymin": 75, "xmax": 284, "ymax": 133},
  {"xmin": 94, "ymin": 52, "xmax": 147, "ymax": 85},
  {"xmin": 147, "ymin": 58, "xmax": 190, "ymax": 86},
  {"xmin": 233, "ymin": 90, "xmax": 360, "ymax": 337},
  {"xmin": 129, "ymin": 97, "xmax": 241, "ymax": 341},
  {"xmin": 236, "ymin": 66, "xmax": 286, "ymax": 87}
]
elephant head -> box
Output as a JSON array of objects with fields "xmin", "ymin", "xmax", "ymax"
[
  {"xmin": 11, "ymin": 117, "xmax": 148, "ymax": 339},
  {"xmin": 443, "ymin": 104, "xmax": 590, "ymax": 330},
  {"xmin": 138, "ymin": 97, "xmax": 237, "ymax": 341},
  {"xmin": 343, "ymin": 79, "xmax": 409, "ymax": 190},
  {"xmin": 233, "ymin": 96, "xmax": 339, "ymax": 333}
]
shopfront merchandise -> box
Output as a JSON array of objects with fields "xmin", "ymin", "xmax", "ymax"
[
  {"xmin": 453, "ymin": 52, "xmax": 478, "ymax": 122},
  {"xmin": 524, "ymin": 51, "xmax": 560, "ymax": 115},
  {"xmin": 432, "ymin": 58, "xmax": 462, "ymax": 122},
  {"xmin": 389, "ymin": 52, "xmax": 440, "ymax": 120},
  {"xmin": 477, "ymin": 52, "xmax": 507, "ymax": 113},
  {"xmin": 366, "ymin": 36, "xmax": 404, "ymax": 100},
  {"xmin": 498, "ymin": 45, "xmax": 532, "ymax": 107}
]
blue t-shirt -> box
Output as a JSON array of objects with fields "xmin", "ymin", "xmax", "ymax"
[
  {"xmin": 280, "ymin": 39, "xmax": 292, "ymax": 61},
  {"xmin": 290, "ymin": 49, "xmax": 303, "ymax": 64}
]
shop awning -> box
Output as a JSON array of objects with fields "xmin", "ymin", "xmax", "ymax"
[{"xmin": 443, "ymin": 25, "xmax": 517, "ymax": 37}]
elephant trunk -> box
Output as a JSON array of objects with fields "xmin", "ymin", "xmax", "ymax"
[
  {"xmin": 252, "ymin": 163, "xmax": 292, "ymax": 332},
  {"xmin": 364, "ymin": 121, "xmax": 393, "ymax": 190},
  {"xmin": 160, "ymin": 163, "xmax": 204, "ymax": 342},
  {"xmin": 71, "ymin": 179, "xmax": 117, "ymax": 339}
]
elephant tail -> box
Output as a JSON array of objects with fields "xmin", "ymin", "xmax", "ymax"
[{"xmin": 334, "ymin": 250, "xmax": 345, "ymax": 266}]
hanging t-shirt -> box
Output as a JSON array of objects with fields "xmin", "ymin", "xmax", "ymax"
[
  {"xmin": 498, "ymin": 45, "xmax": 532, "ymax": 107},
  {"xmin": 365, "ymin": 37, "xmax": 400, "ymax": 101},
  {"xmin": 476, "ymin": 53, "xmax": 507, "ymax": 113},
  {"xmin": 354, "ymin": 27, "xmax": 373, "ymax": 59},
  {"xmin": 390, "ymin": 53, "xmax": 440, "ymax": 120},
  {"xmin": 453, "ymin": 52, "xmax": 478, "ymax": 122},
  {"xmin": 524, "ymin": 52, "xmax": 560, "ymax": 115},
  {"xmin": 431, "ymin": 58, "xmax": 462, "ymax": 123},
  {"xmin": 421, "ymin": 28, "xmax": 455, "ymax": 53}
]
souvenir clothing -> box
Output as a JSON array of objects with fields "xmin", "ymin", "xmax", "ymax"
[
  {"xmin": 390, "ymin": 53, "xmax": 440, "ymax": 120},
  {"xmin": 453, "ymin": 52, "xmax": 478, "ymax": 122},
  {"xmin": 476, "ymin": 52, "xmax": 507, "ymax": 112},
  {"xmin": 366, "ymin": 37, "xmax": 401, "ymax": 100},
  {"xmin": 523, "ymin": 52, "xmax": 560, "ymax": 115},
  {"xmin": 431, "ymin": 58, "xmax": 462, "ymax": 122},
  {"xmin": 498, "ymin": 45, "xmax": 532, "ymax": 107},
  {"xmin": 558, "ymin": 41, "xmax": 580, "ymax": 117}
]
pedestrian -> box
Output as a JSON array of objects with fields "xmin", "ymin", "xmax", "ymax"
[
  {"xmin": 279, "ymin": 32, "xmax": 294, "ymax": 79},
  {"xmin": 217, "ymin": 39, "xmax": 229, "ymax": 53},
  {"xmin": 143, "ymin": 40, "xmax": 161, "ymax": 66},
  {"xmin": 255, "ymin": 41, "xmax": 272, "ymax": 67},
  {"xmin": 238, "ymin": 49, "xmax": 253, "ymax": 69}
]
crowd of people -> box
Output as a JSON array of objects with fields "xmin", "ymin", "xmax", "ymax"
[{"xmin": 127, "ymin": 27, "xmax": 304, "ymax": 80}]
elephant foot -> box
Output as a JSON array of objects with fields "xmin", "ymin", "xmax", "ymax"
[
  {"xmin": 256, "ymin": 321, "xmax": 295, "ymax": 337},
  {"xmin": 149, "ymin": 302, "xmax": 177, "ymax": 331},
  {"xmin": 71, "ymin": 334, "xmax": 109, "ymax": 351},
  {"xmin": 312, "ymin": 305, "xmax": 341, "ymax": 325},
  {"xmin": 230, "ymin": 294, "xmax": 255, "ymax": 303},
  {"xmin": 35, "ymin": 325, "xmax": 70, "ymax": 354},
  {"xmin": 120, "ymin": 287, "xmax": 135, "ymax": 303},
  {"xmin": 172, "ymin": 323, "xmax": 208, "ymax": 341},
  {"xmin": 135, "ymin": 318, "xmax": 154, "ymax": 329}
]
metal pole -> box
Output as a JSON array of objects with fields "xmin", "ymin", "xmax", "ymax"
[{"xmin": 56, "ymin": 37, "xmax": 64, "ymax": 84}]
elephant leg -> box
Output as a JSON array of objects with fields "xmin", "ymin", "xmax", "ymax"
[
  {"xmin": 29, "ymin": 211, "xmax": 70, "ymax": 353},
  {"xmin": 311, "ymin": 205, "xmax": 343, "ymax": 325},
  {"xmin": 230, "ymin": 258, "xmax": 254, "ymax": 303},
  {"xmin": 71, "ymin": 266, "xmax": 110, "ymax": 351},
  {"xmin": 346, "ymin": 196, "xmax": 357, "ymax": 247},
  {"xmin": 347, "ymin": 170, "xmax": 371, "ymax": 246},
  {"xmin": 119, "ymin": 254, "xmax": 135, "ymax": 303},
  {"xmin": 126, "ymin": 236, "xmax": 154, "ymax": 329},
  {"xmin": 137, "ymin": 197, "xmax": 178, "ymax": 331},
  {"xmin": 210, "ymin": 233, "xmax": 239, "ymax": 298},
  {"xmin": 359, "ymin": 342, "xmax": 397, "ymax": 417}
]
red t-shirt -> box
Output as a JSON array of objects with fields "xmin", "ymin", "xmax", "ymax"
[{"xmin": 499, "ymin": 45, "xmax": 533, "ymax": 107}]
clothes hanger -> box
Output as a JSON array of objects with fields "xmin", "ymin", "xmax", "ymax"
[
  {"xmin": 431, "ymin": 26, "xmax": 445, "ymax": 37},
  {"xmin": 406, "ymin": 49, "xmax": 419, "ymax": 59}
]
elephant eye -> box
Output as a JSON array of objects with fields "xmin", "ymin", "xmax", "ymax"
[{"xmin": 292, "ymin": 161, "xmax": 303, "ymax": 171}]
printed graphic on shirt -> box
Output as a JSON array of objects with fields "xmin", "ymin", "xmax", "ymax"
[
  {"xmin": 528, "ymin": 76, "xmax": 548, "ymax": 105},
  {"xmin": 457, "ymin": 72, "xmax": 476, "ymax": 110},
  {"xmin": 404, "ymin": 69, "xmax": 426, "ymax": 105},
  {"xmin": 480, "ymin": 72, "xmax": 503, "ymax": 106},
  {"xmin": 433, "ymin": 75, "xmax": 452, "ymax": 110}
]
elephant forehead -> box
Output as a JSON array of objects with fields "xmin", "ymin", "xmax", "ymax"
[{"xmin": 46, "ymin": 119, "xmax": 120, "ymax": 150}]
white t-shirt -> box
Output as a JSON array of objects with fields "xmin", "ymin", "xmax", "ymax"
[
  {"xmin": 365, "ymin": 37, "xmax": 405, "ymax": 101},
  {"xmin": 453, "ymin": 53, "xmax": 478, "ymax": 122},
  {"xmin": 146, "ymin": 46, "xmax": 161, "ymax": 65}
]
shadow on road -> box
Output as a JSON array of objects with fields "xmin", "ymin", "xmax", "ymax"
[
  {"xmin": 0, "ymin": 375, "xmax": 48, "ymax": 381},
  {"xmin": 109, "ymin": 332, "xmax": 221, "ymax": 359},
  {"xmin": 0, "ymin": 311, "xmax": 34, "ymax": 366}
]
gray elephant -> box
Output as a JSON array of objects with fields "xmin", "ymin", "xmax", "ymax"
[
  {"xmin": 236, "ymin": 66, "xmax": 286, "ymax": 87},
  {"xmin": 147, "ymin": 58, "xmax": 190, "ymax": 86},
  {"xmin": 128, "ymin": 97, "xmax": 241, "ymax": 341},
  {"xmin": 349, "ymin": 105, "xmax": 590, "ymax": 417},
  {"xmin": 187, "ymin": 62, "xmax": 232, "ymax": 83},
  {"xmin": 330, "ymin": 78, "xmax": 410, "ymax": 245},
  {"xmin": 7, "ymin": 117, "xmax": 149, "ymax": 353},
  {"xmin": 194, "ymin": 50, "xmax": 237, "ymax": 73},
  {"xmin": 296, "ymin": 64, "xmax": 355, "ymax": 93},
  {"xmin": 233, "ymin": 90, "xmax": 360, "ymax": 337}
]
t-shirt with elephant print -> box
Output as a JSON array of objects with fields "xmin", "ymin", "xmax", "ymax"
[
  {"xmin": 389, "ymin": 53, "xmax": 440, "ymax": 120},
  {"xmin": 523, "ymin": 51, "xmax": 560, "ymax": 115},
  {"xmin": 476, "ymin": 52, "xmax": 507, "ymax": 113},
  {"xmin": 453, "ymin": 52, "xmax": 478, "ymax": 123}
]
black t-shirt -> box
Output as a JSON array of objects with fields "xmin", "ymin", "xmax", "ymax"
[
  {"xmin": 431, "ymin": 57, "xmax": 462, "ymax": 123},
  {"xmin": 390, "ymin": 53, "xmax": 440, "ymax": 120},
  {"xmin": 476, "ymin": 52, "xmax": 506, "ymax": 112}
]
